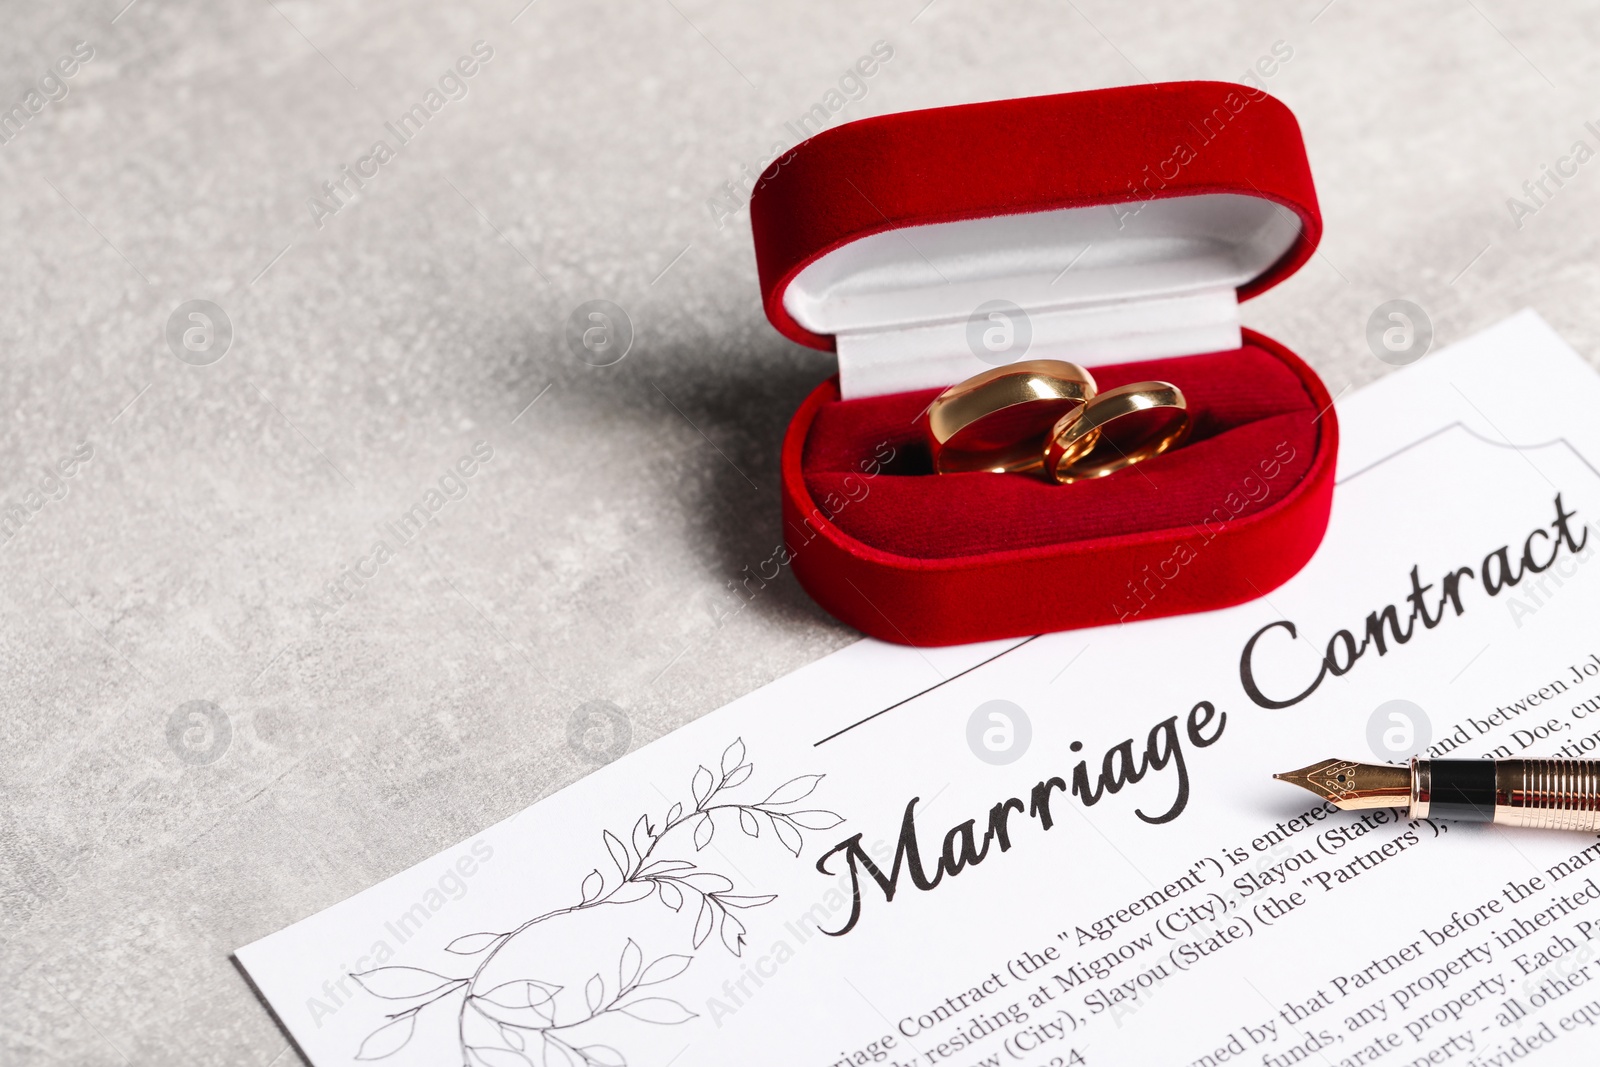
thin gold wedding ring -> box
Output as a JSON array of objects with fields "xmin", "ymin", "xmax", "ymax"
[
  {"xmin": 926, "ymin": 360, "xmax": 1098, "ymax": 474},
  {"xmin": 1045, "ymin": 381, "xmax": 1190, "ymax": 483}
]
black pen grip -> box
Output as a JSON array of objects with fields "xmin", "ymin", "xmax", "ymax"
[{"xmin": 1427, "ymin": 759, "xmax": 1498, "ymax": 822}]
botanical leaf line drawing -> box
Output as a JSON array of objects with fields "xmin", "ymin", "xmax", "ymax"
[{"xmin": 347, "ymin": 737, "xmax": 843, "ymax": 1066}]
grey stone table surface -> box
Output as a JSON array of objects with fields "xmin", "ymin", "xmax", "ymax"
[{"xmin": 2, "ymin": 0, "xmax": 1598, "ymax": 1062}]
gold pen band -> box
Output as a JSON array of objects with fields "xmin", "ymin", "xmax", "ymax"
[{"xmin": 1495, "ymin": 759, "xmax": 1600, "ymax": 830}]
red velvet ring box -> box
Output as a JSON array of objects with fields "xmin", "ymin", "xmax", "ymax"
[{"xmin": 748, "ymin": 81, "xmax": 1336, "ymax": 646}]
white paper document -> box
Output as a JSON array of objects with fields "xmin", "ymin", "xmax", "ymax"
[{"xmin": 240, "ymin": 310, "xmax": 1600, "ymax": 1067}]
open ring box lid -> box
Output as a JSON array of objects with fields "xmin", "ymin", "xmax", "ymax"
[{"xmin": 749, "ymin": 81, "xmax": 1337, "ymax": 646}]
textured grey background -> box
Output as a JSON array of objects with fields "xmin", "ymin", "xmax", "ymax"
[{"xmin": 1, "ymin": 0, "xmax": 1596, "ymax": 1062}]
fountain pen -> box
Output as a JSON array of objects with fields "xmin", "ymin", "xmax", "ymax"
[{"xmin": 1274, "ymin": 757, "xmax": 1600, "ymax": 831}]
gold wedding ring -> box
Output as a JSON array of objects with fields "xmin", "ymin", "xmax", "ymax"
[
  {"xmin": 1045, "ymin": 381, "xmax": 1190, "ymax": 483},
  {"xmin": 926, "ymin": 360, "xmax": 1098, "ymax": 474}
]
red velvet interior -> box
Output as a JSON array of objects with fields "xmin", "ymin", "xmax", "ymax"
[{"xmin": 802, "ymin": 345, "xmax": 1320, "ymax": 560}]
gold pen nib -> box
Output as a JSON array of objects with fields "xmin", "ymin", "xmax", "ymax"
[{"xmin": 1274, "ymin": 758, "xmax": 1412, "ymax": 811}]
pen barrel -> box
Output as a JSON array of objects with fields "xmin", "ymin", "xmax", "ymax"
[
  {"xmin": 1418, "ymin": 759, "xmax": 1600, "ymax": 829},
  {"xmin": 1492, "ymin": 760, "xmax": 1600, "ymax": 831}
]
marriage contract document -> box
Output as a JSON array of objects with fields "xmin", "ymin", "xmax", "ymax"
[{"xmin": 241, "ymin": 311, "xmax": 1600, "ymax": 1067}]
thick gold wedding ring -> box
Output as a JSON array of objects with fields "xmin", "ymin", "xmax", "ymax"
[
  {"xmin": 1045, "ymin": 381, "xmax": 1190, "ymax": 483},
  {"xmin": 926, "ymin": 360, "xmax": 1098, "ymax": 474}
]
